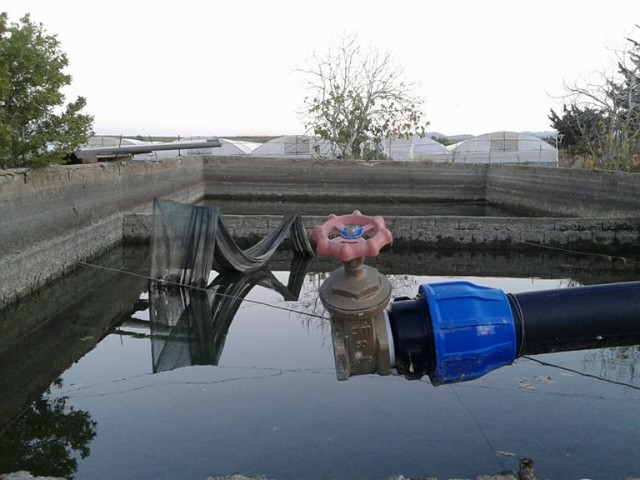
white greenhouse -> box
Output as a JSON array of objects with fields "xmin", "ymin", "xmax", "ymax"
[
  {"xmin": 384, "ymin": 135, "xmax": 450, "ymax": 161},
  {"xmin": 86, "ymin": 135, "xmax": 150, "ymax": 148},
  {"xmin": 250, "ymin": 135, "xmax": 332, "ymax": 158},
  {"xmin": 182, "ymin": 138, "xmax": 261, "ymax": 156},
  {"xmin": 449, "ymin": 131, "xmax": 558, "ymax": 166}
]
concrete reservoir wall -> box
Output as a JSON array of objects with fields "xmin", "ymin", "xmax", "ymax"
[
  {"xmin": 485, "ymin": 164, "xmax": 640, "ymax": 218},
  {"xmin": 205, "ymin": 156, "xmax": 640, "ymax": 218},
  {"xmin": 1, "ymin": 155, "xmax": 640, "ymax": 313},
  {"xmin": 0, "ymin": 157, "xmax": 203, "ymax": 310}
]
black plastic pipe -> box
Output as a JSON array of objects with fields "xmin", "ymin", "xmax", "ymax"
[
  {"xmin": 388, "ymin": 280, "xmax": 640, "ymax": 383},
  {"xmin": 509, "ymin": 281, "xmax": 640, "ymax": 355}
]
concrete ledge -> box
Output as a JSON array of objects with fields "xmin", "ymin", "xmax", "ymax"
[{"xmin": 123, "ymin": 213, "xmax": 640, "ymax": 252}]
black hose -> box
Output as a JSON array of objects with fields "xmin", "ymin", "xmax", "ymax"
[{"xmin": 509, "ymin": 281, "xmax": 640, "ymax": 356}]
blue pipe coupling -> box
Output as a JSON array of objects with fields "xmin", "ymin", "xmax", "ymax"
[{"xmin": 388, "ymin": 281, "xmax": 517, "ymax": 385}]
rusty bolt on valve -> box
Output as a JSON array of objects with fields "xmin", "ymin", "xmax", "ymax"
[{"xmin": 311, "ymin": 210, "xmax": 394, "ymax": 380}]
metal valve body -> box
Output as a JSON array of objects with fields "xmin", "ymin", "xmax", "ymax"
[
  {"xmin": 311, "ymin": 211, "xmax": 394, "ymax": 380},
  {"xmin": 319, "ymin": 258, "xmax": 392, "ymax": 379}
]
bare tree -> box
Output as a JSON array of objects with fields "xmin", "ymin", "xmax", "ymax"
[
  {"xmin": 298, "ymin": 34, "xmax": 428, "ymax": 160},
  {"xmin": 550, "ymin": 27, "xmax": 640, "ymax": 169}
]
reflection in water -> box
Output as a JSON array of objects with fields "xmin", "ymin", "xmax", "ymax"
[
  {"xmin": 583, "ymin": 345, "xmax": 639, "ymax": 384},
  {"xmin": 147, "ymin": 212, "xmax": 640, "ymax": 383},
  {"xmin": 0, "ymin": 244, "xmax": 639, "ymax": 480},
  {"xmin": 0, "ymin": 379, "xmax": 96, "ymax": 479},
  {"xmin": 148, "ymin": 256, "xmax": 640, "ymax": 387},
  {"xmin": 150, "ymin": 256, "xmax": 312, "ymax": 373}
]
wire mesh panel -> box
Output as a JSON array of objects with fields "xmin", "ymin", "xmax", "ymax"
[
  {"xmin": 150, "ymin": 198, "xmax": 219, "ymax": 287},
  {"xmin": 150, "ymin": 198, "xmax": 314, "ymax": 285}
]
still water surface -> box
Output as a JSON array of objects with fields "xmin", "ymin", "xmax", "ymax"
[{"xmin": 0, "ymin": 245, "xmax": 638, "ymax": 480}]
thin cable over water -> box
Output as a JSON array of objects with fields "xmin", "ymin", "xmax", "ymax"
[
  {"xmin": 24, "ymin": 249, "xmax": 331, "ymax": 322},
  {"xmin": 450, "ymin": 385, "xmax": 508, "ymax": 471},
  {"xmin": 522, "ymin": 355, "xmax": 640, "ymax": 391}
]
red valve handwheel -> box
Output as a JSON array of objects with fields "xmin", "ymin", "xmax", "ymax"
[{"xmin": 311, "ymin": 210, "xmax": 393, "ymax": 263}]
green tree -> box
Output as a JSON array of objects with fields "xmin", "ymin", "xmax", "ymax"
[
  {"xmin": 298, "ymin": 35, "xmax": 428, "ymax": 160},
  {"xmin": 549, "ymin": 104, "xmax": 605, "ymax": 156},
  {"xmin": 0, "ymin": 14, "xmax": 10, "ymax": 160},
  {"xmin": 0, "ymin": 13, "xmax": 93, "ymax": 169}
]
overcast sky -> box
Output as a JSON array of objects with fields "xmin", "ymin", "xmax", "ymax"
[{"xmin": 3, "ymin": 0, "xmax": 640, "ymax": 137}]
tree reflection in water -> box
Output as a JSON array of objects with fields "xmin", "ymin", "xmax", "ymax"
[
  {"xmin": 583, "ymin": 345, "xmax": 640, "ymax": 384},
  {"xmin": 0, "ymin": 379, "xmax": 96, "ymax": 479}
]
